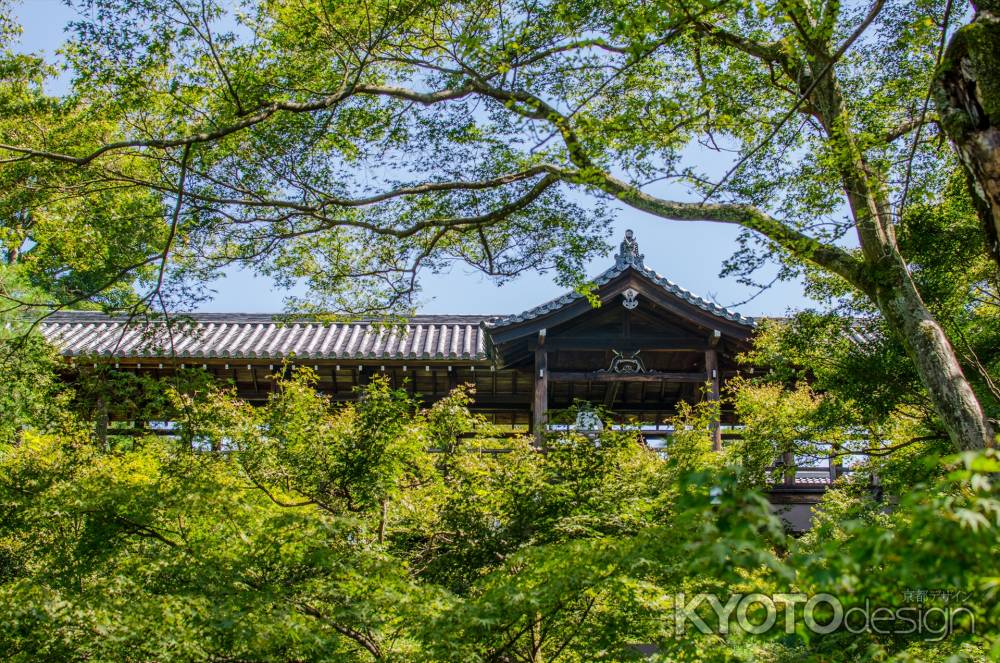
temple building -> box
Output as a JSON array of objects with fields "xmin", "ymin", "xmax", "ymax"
[
  {"xmin": 40, "ymin": 231, "xmax": 754, "ymax": 438},
  {"xmin": 38, "ymin": 231, "xmax": 834, "ymax": 530}
]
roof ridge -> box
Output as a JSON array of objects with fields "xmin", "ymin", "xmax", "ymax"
[
  {"xmin": 42, "ymin": 311, "xmax": 497, "ymax": 324},
  {"xmin": 41, "ymin": 232, "xmax": 753, "ymax": 332},
  {"xmin": 485, "ymin": 267, "xmax": 754, "ymax": 329},
  {"xmin": 635, "ymin": 263, "xmax": 754, "ymax": 324}
]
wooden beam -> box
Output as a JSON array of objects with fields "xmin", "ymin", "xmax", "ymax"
[
  {"xmin": 549, "ymin": 371, "xmax": 709, "ymax": 383},
  {"xmin": 705, "ymin": 348, "xmax": 722, "ymax": 452},
  {"xmin": 529, "ymin": 336, "xmax": 710, "ymax": 351}
]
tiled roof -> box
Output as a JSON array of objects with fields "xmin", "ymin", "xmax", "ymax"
[
  {"xmin": 792, "ymin": 475, "xmax": 832, "ymax": 485},
  {"xmin": 485, "ymin": 246, "xmax": 754, "ymax": 329},
  {"xmin": 39, "ymin": 312, "xmax": 490, "ymax": 361},
  {"xmin": 753, "ymin": 315, "xmax": 882, "ymax": 347},
  {"xmin": 39, "ymin": 232, "xmax": 754, "ymax": 360}
]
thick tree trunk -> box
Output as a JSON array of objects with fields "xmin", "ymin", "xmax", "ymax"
[
  {"xmin": 875, "ymin": 259, "xmax": 996, "ymax": 451},
  {"xmin": 810, "ymin": 57, "xmax": 996, "ymax": 451},
  {"xmin": 592, "ymin": 20, "xmax": 997, "ymax": 451},
  {"xmin": 933, "ymin": 1, "xmax": 1000, "ymax": 268}
]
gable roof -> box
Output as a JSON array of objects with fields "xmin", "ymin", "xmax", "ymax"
[
  {"xmin": 485, "ymin": 261, "xmax": 753, "ymax": 329},
  {"xmin": 486, "ymin": 230, "xmax": 754, "ymax": 332},
  {"xmin": 38, "ymin": 232, "xmax": 754, "ymax": 363}
]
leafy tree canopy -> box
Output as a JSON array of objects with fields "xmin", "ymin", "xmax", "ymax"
[{"xmin": 1, "ymin": 344, "xmax": 998, "ymax": 661}]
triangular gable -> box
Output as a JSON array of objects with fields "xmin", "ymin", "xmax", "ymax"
[{"xmin": 484, "ymin": 230, "xmax": 754, "ymax": 352}]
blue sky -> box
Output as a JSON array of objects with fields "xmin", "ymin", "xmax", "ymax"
[{"xmin": 12, "ymin": 0, "xmax": 817, "ymax": 316}]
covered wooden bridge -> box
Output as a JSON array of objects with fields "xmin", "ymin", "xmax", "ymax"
[{"xmin": 39, "ymin": 231, "xmax": 832, "ymax": 530}]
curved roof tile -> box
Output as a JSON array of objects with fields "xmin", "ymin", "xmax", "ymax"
[{"xmin": 40, "ymin": 313, "xmax": 490, "ymax": 362}]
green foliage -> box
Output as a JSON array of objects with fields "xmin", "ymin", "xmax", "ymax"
[
  {"xmin": 0, "ymin": 334, "xmax": 78, "ymax": 446},
  {"xmin": 1, "ymin": 0, "xmax": 999, "ymax": 658},
  {"xmin": 0, "ymin": 43, "xmax": 166, "ymax": 309},
  {"xmin": 0, "ymin": 0, "xmax": 976, "ymax": 317},
  {"xmin": 2, "ymin": 344, "xmax": 999, "ymax": 661},
  {"xmin": 780, "ymin": 451, "xmax": 1000, "ymax": 662},
  {"xmin": 736, "ymin": 171, "xmax": 999, "ymax": 477}
]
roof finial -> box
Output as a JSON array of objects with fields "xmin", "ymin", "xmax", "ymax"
[{"xmin": 615, "ymin": 229, "xmax": 644, "ymax": 268}]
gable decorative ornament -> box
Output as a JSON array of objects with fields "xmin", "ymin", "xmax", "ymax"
[
  {"xmin": 601, "ymin": 349, "xmax": 646, "ymax": 374},
  {"xmin": 614, "ymin": 229, "xmax": 645, "ymax": 268},
  {"xmin": 622, "ymin": 287, "xmax": 639, "ymax": 310}
]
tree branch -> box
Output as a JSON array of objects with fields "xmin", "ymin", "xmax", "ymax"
[
  {"xmin": 883, "ymin": 112, "xmax": 941, "ymax": 143},
  {"xmin": 541, "ymin": 164, "xmax": 868, "ymax": 291},
  {"xmin": 294, "ymin": 600, "xmax": 384, "ymax": 660},
  {"xmin": 690, "ymin": 21, "xmax": 794, "ymax": 75},
  {"xmin": 0, "ymin": 83, "xmax": 476, "ymax": 166}
]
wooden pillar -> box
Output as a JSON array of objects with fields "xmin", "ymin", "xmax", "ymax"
[
  {"xmin": 783, "ymin": 450, "xmax": 797, "ymax": 486},
  {"xmin": 829, "ymin": 445, "xmax": 843, "ymax": 483},
  {"xmin": 533, "ymin": 330, "xmax": 548, "ymax": 446},
  {"xmin": 95, "ymin": 395, "xmax": 109, "ymax": 450},
  {"xmin": 704, "ymin": 348, "xmax": 722, "ymax": 452}
]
